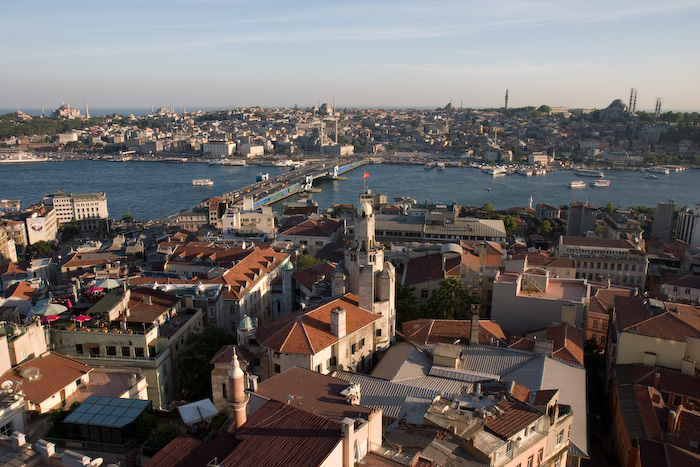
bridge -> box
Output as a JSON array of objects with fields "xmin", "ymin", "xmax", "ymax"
[{"xmin": 222, "ymin": 158, "xmax": 370, "ymax": 209}]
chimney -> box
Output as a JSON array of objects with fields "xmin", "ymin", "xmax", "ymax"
[
  {"xmin": 34, "ymin": 439, "xmax": 55, "ymax": 460},
  {"xmin": 145, "ymin": 295, "xmax": 152, "ymax": 305},
  {"xmin": 248, "ymin": 374, "xmax": 259, "ymax": 392},
  {"xmin": 227, "ymin": 348, "xmax": 248, "ymax": 431},
  {"xmin": 470, "ymin": 305, "xmax": 480, "ymax": 345},
  {"xmin": 341, "ymin": 417, "xmax": 355, "ymax": 467},
  {"xmin": 653, "ymin": 372, "xmax": 661, "ymax": 388},
  {"xmin": 667, "ymin": 409, "xmax": 679, "ymax": 433},
  {"xmin": 331, "ymin": 307, "xmax": 346, "ymax": 338}
]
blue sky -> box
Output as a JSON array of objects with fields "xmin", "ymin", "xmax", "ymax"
[{"xmin": 3, "ymin": 0, "xmax": 699, "ymax": 111}]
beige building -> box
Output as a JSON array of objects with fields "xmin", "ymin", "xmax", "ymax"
[
  {"xmin": 202, "ymin": 141, "xmax": 235, "ymax": 158},
  {"xmin": 44, "ymin": 191, "xmax": 109, "ymax": 231},
  {"xmin": 24, "ymin": 206, "xmax": 58, "ymax": 245},
  {"xmin": 253, "ymin": 293, "xmax": 382, "ymax": 380},
  {"xmin": 221, "ymin": 197, "xmax": 276, "ymax": 236}
]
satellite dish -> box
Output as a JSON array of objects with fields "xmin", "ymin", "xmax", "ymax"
[{"xmin": 1, "ymin": 381, "xmax": 13, "ymax": 390}]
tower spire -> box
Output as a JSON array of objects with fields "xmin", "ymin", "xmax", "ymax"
[
  {"xmin": 504, "ymin": 89, "xmax": 509, "ymax": 110},
  {"xmin": 227, "ymin": 348, "xmax": 248, "ymax": 431}
]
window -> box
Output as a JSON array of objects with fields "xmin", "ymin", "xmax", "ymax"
[
  {"xmin": 421, "ymin": 289, "xmax": 428, "ymax": 299},
  {"xmin": 631, "ymin": 264, "xmax": 636, "ymax": 272},
  {"xmin": 662, "ymin": 392, "xmax": 670, "ymax": 404},
  {"xmin": 316, "ymin": 365, "xmax": 322, "ymax": 372},
  {"xmin": 135, "ymin": 347, "xmax": 145, "ymax": 357},
  {"xmin": 603, "ymin": 323, "xmax": 608, "ymax": 330},
  {"xmin": 0, "ymin": 422, "xmax": 12, "ymax": 437},
  {"xmin": 106, "ymin": 346, "xmax": 117, "ymax": 356},
  {"xmin": 75, "ymin": 344, "xmax": 83, "ymax": 355},
  {"xmin": 674, "ymin": 395, "xmax": 682, "ymax": 407},
  {"xmin": 557, "ymin": 430, "xmax": 564, "ymax": 445},
  {"xmin": 351, "ymin": 343, "xmax": 357, "ymax": 354},
  {"xmin": 527, "ymin": 455, "xmax": 534, "ymax": 467},
  {"xmin": 596, "ymin": 262, "xmax": 601, "ymax": 269},
  {"xmin": 624, "ymin": 264, "xmax": 629, "ymax": 271},
  {"xmin": 121, "ymin": 347, "xmax": 130, "ymax": 357},
  {"xmin": 360, "ymin": 338, "xmax": 365, "ymax": 348},
  {"xmin": 89, "ymin": 346, "xmax": 100, "ymax": 357},
  {"xmin": 601, "ymin": 336, "xmax": 606, "ymax": 344},
  {"xmin": 376, "ymin": 328, "xmax": 382, "ymax": 337},
  {"xmin": 593, "ymin": 320, "xmax": 598, "ymax": 329},
  {"xmin": 274, "ymin": 364, "xmax": 281, "ymax": 374},
  {"xmin": 222, "ymin": 383, "xmax": 227, "ymax": 401},
  {"xmin": 537, "ymin": 448, "xmax": 543, "ymax": 465},
  {"xmin": 76, "ymin": 378, "xmax": 83, "ymax": 387}
]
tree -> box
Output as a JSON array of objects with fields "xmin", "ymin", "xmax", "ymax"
[
  {"xmin": 422, "ymin": 277, "xmax": 475, "ymax": 320},
  {"xmin": 481, "ymin": 203, "xmax": 495, "ymax": 214},
  {"xmin": 296, "ymin": 254, "xmax": 325, "ymax": 270},
  {"xmin": 146, "ymin": 424, "xmax": 180, "ymax": 454},
  {"xmin": 537, "ymin": 220, "xmax": 552, "ymax": 235},
  {"xmin": 602, "ymin": 202, "xmax": 616, "ymax": 213},
  {"xmin": 122, "ymin": 213, "xmax": 134, "ymax": 222},
  {"xmin": 61, "ymin": 220, "xmax": 80, "ymax": 240},
  {"xmin": 537, "ymin": 105, "xmax": 551, "ymax": 114},
  {"xmin": 503, "ymin": 215, "xmax": 518, "ymax": 236},
  {"xmin": 30, "ymin": 240, "xmax": 54, "ymax": 257},
  {"xmin": 395, "ymin": 284, "xmax": 417, "ymax": 324},
  {"xmin": 180, "ymin": 326, "xmax": 236, "ymax": 401}
]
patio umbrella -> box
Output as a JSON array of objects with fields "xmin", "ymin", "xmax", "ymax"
[
  {"xmin": 32, "ymin": 302, "xmax": 68, "ymax": 317},
  {"xmin": 40, "ymin": 315, "xmax": 60, "ymax": 324},
  {"xmin": 70, "ymin": 315, "xmax": 92, "ymax": 328},
  {"xmin": 84, "ymin": 286, "xmax": 103, "ymax": 294},
  {"xmin": 95, "ymin": 278, "xmax": 122, "ymax": 290}
]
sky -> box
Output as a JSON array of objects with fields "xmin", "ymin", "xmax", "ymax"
[{"xmin": 3, "ymin": 0, "xmax": 700, "ymax": 112}]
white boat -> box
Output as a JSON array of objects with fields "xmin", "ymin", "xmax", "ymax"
[
  {"xmin": 0, "ymin": 151, "xmax": 49, "ymax": 163},
  {"xmin": 424, "ymin": 162, "xmax": 436, "ymax": 170},
  {"xmin": 574, "ymin": 168, "xmax": 605, "ymax": 177},
  {"xmin": 591, "ymin": 179, "xmax": 611, "ymax": 187},
  {"xmin": 210, "ymin": 159, "xmax": 247, "ymax": 166},
  {"xmin": 534, "ymin": 168, "xmax": 547, "ymax": 176},
  {"xmin": 192, "ymin": 179, "xmax": 214, "ymax": 186},
  {"xmin": 646, "ymin": 173, "xmax": 658, "ymax": 179},
  {"xmin": 436, "ymin": 162, "xmax": 446, "ymax": 170},
  {"xmin": 481, "ymin": 166, "xmax": 506, "ymax": 176},
  {"xmin": 273, "ymin": 159, "xmax": 294, "ymax": 167},
  {"xmin": 647, "ymin": 167, "xmax": 670, "ymax": 174},
  {"xmin": 516, "ymin": 167, "xmax": 533, "ymax": 176},
  {"xmin": 570, "ymin": 180, "xmax": 586, "ymax": 188}
]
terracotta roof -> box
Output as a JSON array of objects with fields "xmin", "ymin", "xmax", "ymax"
[
  {"xmin": 589, "ymin": 286, "xmax": 635, "ymax": 315},
  {"xmin": 0, "ymin": 352, "xmax": 92, "ymax": 405},
  {"xmin": 256, "ymin": 293, "xmax": 381, "ymax": 355},
  {"xmin": 532, "ymin": 389, "xmax": 558, "ymax": 406},
  {"xmin": 0, "ymin": 261, "xmax": 29, "ymax": 276},
  {"xmin": 206, "ymin": 247, "xmax": 289, "ymax": 299},
  {"xmin": 278, "ymin": 217, "xmax": 344, "ymax": 238},
  {"xmin": 125, "ymin": 287, "xmax": 180, "ymax": 323},
  {"xmin": 402, "ymin": 318, "xmax": 507, "ymax": 346},
  {"xmin": 633, "ymin": 366, "xmax": 700, "ymax": 401},
  {"xmin": 254, "ymin": 367, "xmax": 373, "ymax": 422},
  {"xmin": 4, "ymin": 281, "xmax": 34, "ymax": 300},
  {"xmin": 166, "ymin": 242, "xmax": 250, "ymax": 268},
  {"xmin": 403, "ymin": 254, "xmax": 446, "ymax": 286},
  {"xmin": 616, "ymin": 296, "xmax": 654, "ymax": 330},
  {"xmin": 484, "ymin": 399, "xmax": 541, "ymax": 439},
  {"xmin": 546, "ymin": 323, "xmax": 584, "ymax": 366},
  {"xmin": 665, "ymin": 273, "xmax": 700, "ymax": 289},
  {"xmin": 219, "ymin": 399, "xmax": 343, "ymax": 467}
]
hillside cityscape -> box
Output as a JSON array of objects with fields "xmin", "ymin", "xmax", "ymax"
[{"xmin": 0, "ymin": 95, "xmax": 699, "ymax": 467}]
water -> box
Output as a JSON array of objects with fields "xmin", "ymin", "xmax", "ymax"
[{"xmin": 0, "ymin": 160, "xmax": 697, "ymax": 221}]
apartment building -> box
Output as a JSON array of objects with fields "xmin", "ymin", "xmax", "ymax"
[{"xmin": 44, "ymin": 191, "xmax": 108, "ymax": 231}]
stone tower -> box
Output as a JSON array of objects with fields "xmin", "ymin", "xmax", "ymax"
[
  {"xmin": 342, "ymin": 200, "xmax": 396, "ymax": 349},
  {"xmin": 227, "ymin": 348, "xmax": 248, "ymax": 431}
]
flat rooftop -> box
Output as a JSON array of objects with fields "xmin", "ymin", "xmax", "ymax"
[{"xmin": 517, "ymin": 280, "xmax": 587, "ymax": 302}]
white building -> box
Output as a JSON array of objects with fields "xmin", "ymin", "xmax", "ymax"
[
  {"xmin": 528, "ymin": 152, "xmax": 549, "ymax": 166},
  {"xmin": 238, "ymin": 144, "xmax": 264, "ymax": 158},
  {"xmin": 25, "ymin": 207, "xmax": 58, "ymax": 245},
  {"xmin": 202, "ymin": 141, "xmax": 235, "ymax": 158},
  {"xmin": 44, "ymin": 191, "xmax": 109, "ymax": 231},
  {"xmin": 677, "ymin": 204, "xmax": 700, "ymax": 249}
]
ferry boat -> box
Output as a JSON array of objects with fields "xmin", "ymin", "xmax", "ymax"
[
  {"xmin": 192, "ymin": 179, "xmax": 214, "ymax": 186},
  {"xmin": 209, "ymin": 159, "xmax": 247, "ymax": 166},
  {"xmin": 481, "ymin": 166, "xmax": 506, "ymax": 176},
  {"xmin": 424, "ymin": 162, "xmax": 436, "ymax": 170},
  {"xmin": 647, "ymin": 167, "xmax": 670, "ymax": 174},
  {"xmin": 436, "ymin": 162, "xmax": 446, "ymax": 170},
  {"xmin": 0, "ymin": 151, "xmax": 49, "ymax": 163},
  {"xmin": 570, "ymin": 180, "xmax": 586, "ymax": 188},
  {"xmin": 591, "ymin": 179, "xmax": 611, "ymax": 187},
  {"xmin": 256, "ymin": 173, "xmax": 269, "ymax": 182},
  {"xmin": 574, "ymin": 168, "xmax": 605, "ymax": 177},
  {"xmin": 516, "ymin": 167, "xmax": 533, "ymax": 176}
]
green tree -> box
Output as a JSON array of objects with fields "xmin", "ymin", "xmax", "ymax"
[
  {"xmin": 481, "ymin": 203, "xmax": 495, "ymax": 214},
  {"xmin": 61, "ymin": 220, "xmax": 80, "ymax": 240},
  {"xmin": 30, "ymin": 240, "xmax": 54, "ymax": 257},
  {"xmin": 537, "ymin": 220, "xmax": 552, "ymax": 235},
  {"xmin": 602, "ymin": 202, "xmax": 616, "ymax": 213},
  {"xmin": 122, "ymin": 213, "xmax": 134, "ymax": 222},
  {"xmin": 146, "ymin": 424, "xmax": 180, "ymax": 453},
  {"xmin": 180, "ymin": 326, "xmax": 236, "ymax": 401},
  {"xmin": 537, "ymin": 105, "xmax": 551, "ymax": 114},
  {"xmin": 296, "ymin": 254, "xmax": 325, "ymax": 270},
  {"xmin": 503, "ymin": 215, "xmax": 518, "ymax": 236},
  {"xmin": 422, "ymin": 277, "xmax": 475, "ymax": 320},
  {"xmin": 395, "ymin": 284, "xmax": 417, "ymax": 324}
]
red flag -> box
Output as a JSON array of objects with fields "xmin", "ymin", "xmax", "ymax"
[{"xmin": 363, "ymin": 172, "xmax": 369, "ymax": 178}]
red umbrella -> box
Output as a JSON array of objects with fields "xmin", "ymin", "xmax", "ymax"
[
  {"xmin": 84, "ymin": 286, "xmax": 103, "ymax": 294},
  {"xmin": 41, "ymin": 315, "xmax": 60, "ymax": 323},
  {"xmin": 70, "ymin": 315, "xmax": 92, "ymax": 327}
]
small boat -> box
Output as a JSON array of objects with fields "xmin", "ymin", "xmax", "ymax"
[
  {"xmin": 591, "ymin": 179, "xmax": 611, "ymax": 187},
  {"xmin": 256, "ymin": 173, "xmax": 269, "ymax": 182},
  {"xmin": 436, "ymin": 162, "xmax": 446, "ymax": 170},
  {"xmin": 570, "ymin": 180, "xmax": 586, "ymax": 188},
  {"xmin": 646, "ymin": 173, "xmax": 658, "ymax": 179},
  {"xmin": 192, "ymin": 179, "xmax": 214, "ymax": 186},
  {"xmin": 647, "ymin": 166, "xmax": 670, "ymax": 174},
  {"xmin": 424, "ymin": 162, "xmax": 436, "ymax": 170},
  {"xmin": 516, "ymin": 167, "xmax": 533, "ymax": 176},
  {"xmin": 481, "ymin": 166, "xmax": 506, "ymax": 176}
]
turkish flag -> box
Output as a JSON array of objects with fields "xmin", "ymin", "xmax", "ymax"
[{"xmin": 363, "ymin": 172, "xmax": 369, "ymax": 178}]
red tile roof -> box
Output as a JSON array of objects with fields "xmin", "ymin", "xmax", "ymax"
[
  {"xmin": 206, "ymin": 247, "xmax": 289, "ymax": 299},
  {"xmin": 4, "ymin": 281, "xmax": 34, "ymax": 300},
  {"xmin": 484, "ymin": 399, "xmax": 541, "ymax": 439},
  {"xmin": 402, "ymin": 318, "xmax": 506, "ymax": 346},
  {"xmin": 293, "ymin": 262, "xmax": 337, "ymax": 292},
  {"xmin": 0, "ymin": 352, "xmax": 92, "ymax": 406},
  {"xmin": 256, "ymin": 293, "xmax": 381, "ymax": 354},
  {"xmin": 403, "ymin": 254, "xmax": 446, "ymax": 286},
  {"xmin": 279, "ymin": 217, "xmax": 344, "ymax": 238},
  {"xmin": 126, "ymin": 287, "xmax": 181, "ymax": 323}
]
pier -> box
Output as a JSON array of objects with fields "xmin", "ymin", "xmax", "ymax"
[{"xmin": 222, "ymin": 158, "xmax": 369, "ymax": 208}]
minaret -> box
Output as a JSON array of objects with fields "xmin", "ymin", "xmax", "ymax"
[
  {"xmin": 227, "ymin": 348, "xmax": 248, "ymax": 431},
  {"xmin": 41, "ymin": 103, "xmax": 44, "ymax": 118},
  {"xmin": 504, "ymin": 89, "xmax": 509, "ymax": 110},
  {"xmin": 529, "ymin": 195, "xmax": 533, "ymax": 209},
  {"xmin": 85, "ymin": 102, "xmax": 89, "ymax": 119}
]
